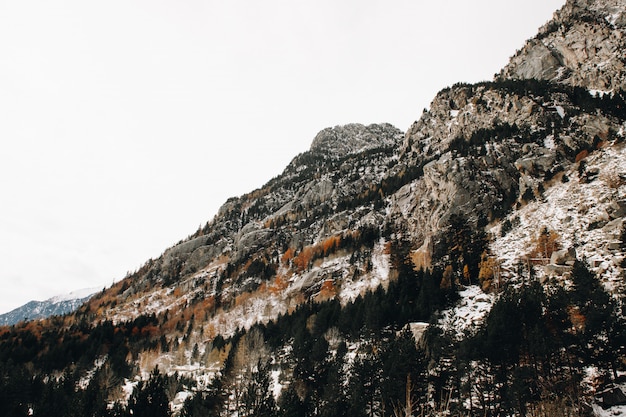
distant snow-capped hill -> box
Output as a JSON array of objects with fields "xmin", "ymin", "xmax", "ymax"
[{"xmin": 0, "ymin": 287, "xmax": 99, "ymax": 326}]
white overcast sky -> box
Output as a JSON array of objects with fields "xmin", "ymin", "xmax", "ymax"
[{"xmin": 0, "ymin": 0, "xmax": 565, "ymax": 314}]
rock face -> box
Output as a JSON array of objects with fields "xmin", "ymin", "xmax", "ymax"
[
  {"xmin": 499, "ymin": 0, "xmax": 626, "ymax": 92},
  {"xmin": 89, "ymin": 123, "xmax": 406, "ymax": 322},
  {"xmin": 386, "ymin": 0, "xmax": 626, "ymax": 265},
  {"xmin": 599, "ymin": 386, "xmax": 626, "ymax": 408},
  {"xmin": 390, "ymin": 79, "xmax": 623, "ymax": 262},
  {"xmin": 309, "ymin": 123, "xmax": 400, "ymax": 158},
  {"xmin": 551, "ymin": 247, "xmax": 577, "ymax": 265}
]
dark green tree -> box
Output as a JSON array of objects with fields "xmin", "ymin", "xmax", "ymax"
[
  {"xmin": 380, "ymin": 329, "xmax": 426, "ymax": 417},
  {"xmin": 319, "ymin": 342, "xmax": 349, "ymax": 417},
  {"xmin": 126, "ymin": 367, "xmax": 171, "ymax": 417},
  {"xmin": 278, "ymin": 385, "xmax": 307, "ymax": 417},
  {"xmin": 570, "ymin": 260, "xmax": 626, "ymax": 379},
  {"xmin": 348, "ymin": 347, "xmax": 382, "ymax": 417},
  {"xmin": 242, "ymin": 359, "xmax": 277, "ymax": 417}
]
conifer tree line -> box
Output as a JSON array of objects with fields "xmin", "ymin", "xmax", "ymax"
[{"xmin": 0, "ymin": 248, "xmax": 624, "ymax": 416}]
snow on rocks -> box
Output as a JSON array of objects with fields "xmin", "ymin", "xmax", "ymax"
[
  {"xmin": 339, "ymin": 240, "xmax": 391, "ymax": 304},
  {"xmin": 491, "ymin": 141, "xmax": 626, "ymax": 293},
  {"xmin": 438, "ymin": 285, "xmax": 495, "ymax": 339}
]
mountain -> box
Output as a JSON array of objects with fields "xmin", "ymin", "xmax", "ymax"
[
  {"xmin": 1, "ymin": 0, "xmax": 625, "ymax": 416},
  {"xmin": 0, "ymin": 287, "xmax": 99, "ymax": 326}
]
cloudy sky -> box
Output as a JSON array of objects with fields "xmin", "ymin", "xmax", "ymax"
[{"xmin": 0, "ymin": 0, "xmax": 565, "ymax": 314}]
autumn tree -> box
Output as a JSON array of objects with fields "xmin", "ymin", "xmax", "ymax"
[{"xmin": 528, "ymin": 227, "xmax": 560, "ymax": 260}]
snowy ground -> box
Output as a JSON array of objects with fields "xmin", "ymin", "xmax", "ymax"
[
  {"xmin": 592, "ymin": 403, "xmax": 626, "ymax": 417},
  {"xmin": 491, "ymin": 141, "xmax": 626, "ymax": 292},
  {"xmin": 438, "ymin": 285, "xmax": 495, "ymax": 339},
  {"xmin": 339, "ymin": 239, "xmax": 390, "ymax": 304}
]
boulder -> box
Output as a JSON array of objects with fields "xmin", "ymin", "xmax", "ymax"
[
  {"xmin": 550, "ymin": 247, "xmax": 577, "ymax": 265},
  {"xmin": 544, "ymin": 264, "xmax": 571, "ymax": 277},
  {"xmin": 608, "ymin": 199, "xmax": 626, "ymax": 219},
  {"xmin": 599, "ymin": 386, "xmax": 626, "ymax": 409}
]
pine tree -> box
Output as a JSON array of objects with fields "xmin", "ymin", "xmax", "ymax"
[
  {"xmin": 380, "ymin": 329, "xmax": 426, "ymax": 417},
  {"xmin": 278, "ymin": 385, "xmax": 307, "ymax": 417},
  {"xmin": 348, "ymin": 348, "xmax": 383, "ymax": 417},
  {"xmin": 319, "ymin": 347, "xmax": 348, "ymax": 417},
  {"xmin": 126, "ymin": 367, "xmax": 171, "ymax": 417},
  {"xmin": 242, "ymin": 359, "xmax": 277, "ymax": 417}
]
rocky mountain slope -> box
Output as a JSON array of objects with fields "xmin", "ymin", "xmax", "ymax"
[
  {"xmin": 1, "ymin": 0, "xmax": 626, "ymax": 416},
  {"xmin": 500, "ymin": 0, "xmax": 626, "ymax": 92},
  {"xmin": 72, "ymin": 0, "xmax": 626, "ymax": 336},
  {"xmin": 81, "ymin": 123, "xmax": 406, "ymax": 332}
]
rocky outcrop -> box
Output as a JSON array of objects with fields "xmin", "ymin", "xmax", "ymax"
[
  {"xmin": 309, "ymin": 123, "xmax": 401, "ymax": 158},
  {"xmin": 96, "ymin": 122, "xmax": 405, "ymax": 317},
  {"xmin": 499, "ymin": 0, "xmax": 626, "ymax": 92},
  {"xmin": 390, "ymin": 76, "xmax": 625, "ymax": 264},
  {"xmin": 551, "ymin": 247, "xmax": 577, "ymax": 265},
  {"xmin": 599, "ymin": 386, "xmax": 626, "ymax": 408},
  {"xmin": 386, "ymin": 0, "xmax": 626, "ymax": 266}
]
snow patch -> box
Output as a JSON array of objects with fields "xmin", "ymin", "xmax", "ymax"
[
  {"xmin": 439, "ymin": 285, "xmax": 495, "ymax": 339},
  {"xmin": 49, "ymin": 287, "xmax": 100, "ymax": 303},
  {"xmin": 606, "ymin": 12, "xmax": 621, "ymax": 27},
  {"xmin": 172, "ymin": 391, "xmax": 193, "ymax": 413},
  {"xmin": 589, "ymin": 89, "xmax": 613, "ymax": 98},
  {"xmin": 591, "ymin": 403, "xmax": 626, "ymax": 417},
  {"xmin": 121, "ymin": 379, "xmax": 139, "ymax": 404},
  {"xmin": 555, "ymin": 105, "xmax": 565, "ymax": 119},
  {"xmin": 339, "ymin": 240, "xmax": 390, "ymax": 304},
  {"xmin": 492, "ymin": 142, "xmax": 626, "ymax": 292},
  {"xmin": 271, "ymin": 369, "xmax": 283, "ymax": 400}
]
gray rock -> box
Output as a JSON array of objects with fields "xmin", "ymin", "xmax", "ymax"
[
  {"xmin": 499, "ymin": 0, "xmax": 626, "ymax": 92},
  {"xmin": 544, "ymin": 264, "xmax": 572, "ymax": 276},
  {"xmin": 310, "ymin": 123, "xmax": 402, "ymax": 158},
  {"xmin": 599, "ymin": 386, "xmax": 626, "ymax": 409},
  {"xmin": 550, "ymin": 247, "xmax": 577, "ymax": 265},
  {"xmin": 504, "ymin": 41, "xmax": 563, "ymax": 81},
  {"xmin": 608, "ymin": 199, "xmax": 626, "ymax": 219},
  {"xmin": 608, "ymin": 241, "xmax": 622, "ymax": 250}
]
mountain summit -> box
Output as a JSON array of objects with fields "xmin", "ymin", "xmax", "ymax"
[
  {"xmin": 1, "ymin": 1, "xmax": 625, "ymax": 416},
  {"xmin": 500, "ymin": 0, "xmax": 626, "ymax": 91},
  {"xmin": 309, "ymin": 123, "xmax": 401, "ymax": 157}
]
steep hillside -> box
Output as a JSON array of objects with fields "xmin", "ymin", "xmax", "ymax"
[
  {"xmin": 1, "ymin": 0, "xmax": 625, "ymax": 416},
  {"xmin": 500, "ymin": 0, "xmax": 626, "ymax": 91},
  {"xmin": 79, "ymin": 123, "xmax": 406, "ymax": 332}
]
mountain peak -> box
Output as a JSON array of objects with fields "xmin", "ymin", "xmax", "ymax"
[
  {"xmin": 498, "ymin": 0, "xmax": 626, "ymax": 91},
  {"xmin": 0, "ymin": 287, "xmax": 99, "ymax": 326},
  {"xmin": 309, "ymin": 123, "xmax": 402, "ymax": 157}
]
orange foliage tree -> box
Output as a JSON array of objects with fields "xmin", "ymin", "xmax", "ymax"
[
  {"xmin": 528, "ymin": 227, "xmax": 560, "ymax": 260},
  {"xmin": 293, "ymin": 246, "xmax": 314, "ymax": 272},
  {"xmin": 281, "ymin": 248, "xmax": 295, "ymax": 265},
  {"xmin": 317, "ymin": 279, "xmax": 337, "ymax": 300},
  {"xmin": 269, "ymin": 275, "xmax": 289, "ymax": 295}
]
